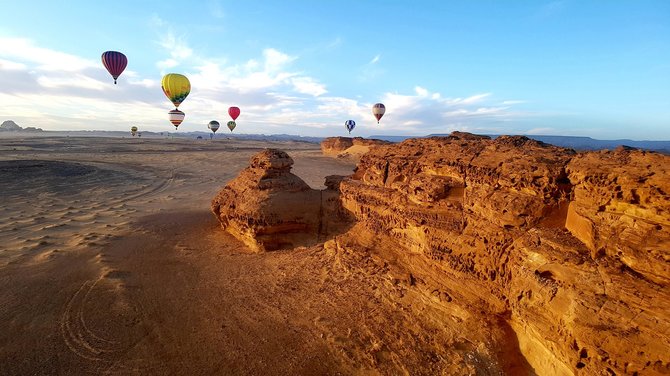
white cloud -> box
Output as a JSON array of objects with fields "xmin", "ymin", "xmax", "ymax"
[
  {"xmin": 291, "ymin": 77, "xmax": 327, "ymax": 96},
  {"xmin": 369, "ymin": 54, "xmax": 381, "ymax": 64},
  {"xmin": 157, "ymin": 58, "xmax": 179, "ymax": 70},
  {"xmin": 263, "ymin": 48, "xmax": 295, "ymax": 71},
  {"xmin": 0, "ymin": 58, "xmax": 27, "ymax": 70},
  {"xmin": 36, "ymin": 74, "xmax": 107, "ymax": 91},
  {"xmin": 0, "ymin": 37, "xmax": 97, "ymax": 72},
  {"xmin": 452, "ymin": 93, "xmax": 491, "ymax": 105},
  {"xmin": 414, "ymin": 86, "xmax": 429, "ymax": 97},
  {"xmin": 152, "ymin": 18, "xmax": 194, "ymax": 71}
]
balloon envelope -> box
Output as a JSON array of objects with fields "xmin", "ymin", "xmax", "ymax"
[
  {"xmin": 101, "ymin": 51, "xmax": 127, "ymax": 84},
  {"xmin": 345, "ymin": 120, "xmax": 356, "ymax": 134},
  {"xmin": 168, "ymin": 109, "xmax": 185, "ymax": 129},
  {"xmin": 161, "ymin": 74, "xmax": 191, "ymax": 108},
  {"xmin": 228, "ymin": 107, "xmax": 240, "ymax": 121},
  {"xmin": 227, "ymin": 121, "xmax": 236, "ymax": 132},
  {"xmin": 372, "ymin": 103, "xmax": 386, "ymax": 124},
  {"xmin": 208, "ymin": 120, "xmax": 220, "ymax": 133}
]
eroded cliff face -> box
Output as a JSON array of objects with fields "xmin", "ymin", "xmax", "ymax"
[
  {"xmin": 320, "ymin": 137, "xmax": 391, "ymax": 161},
  {"xmin": 338, "ymin": 134, "xmax": 670, "ymax": 375},
  {"xmin": 213, "ymin": 136, "xmax": 670, "ymax": 375},
  {"xmin": 211, "ymin": 149, "xmax": 351, "ymax": 252}
]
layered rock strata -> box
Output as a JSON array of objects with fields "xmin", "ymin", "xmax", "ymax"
[{"xmin": 338, "ymin": 134, "xmax": 670, "ymax": 375}]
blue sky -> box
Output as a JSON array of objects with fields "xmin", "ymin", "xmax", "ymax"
[{"xmin": 1, "ymin": 0, "xmax": 668, "ymax": 139}]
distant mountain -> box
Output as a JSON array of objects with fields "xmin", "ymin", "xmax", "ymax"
[
  {"xmin": 0, "ymin": 120, "xmax": 43, "ymax": 132},
  {"xmin": 371, "ymin": 134, "xmax": 670, "ymax": 154},
  {"xmin": 369, "ymin": 135, "xmax": 416, "ymax": 143},
  {"xmin": 0, "ymin": 120, "xmax": 21, "ymax": 131},
  {"xmin": 515, "ymin": 135, "xmax": 670, "ymax": 154}
]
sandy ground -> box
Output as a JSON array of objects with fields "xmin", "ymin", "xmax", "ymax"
[{"xmin": 0, "ymin": 136, "xmax": 528, "ymax": 375}]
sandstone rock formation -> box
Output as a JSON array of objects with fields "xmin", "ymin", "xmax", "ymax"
[
  {"xmin": 213, "ymin": 135, "xmax": 670, "ymax": 375},
  {"xmin": 211, "ymin": 149, "xmax": 351, "ymax": 252},
  {"xmin": 320, "ymin": 136, "xmax": 390, "ymax": 160},
  {"xmin": 338, "ymin": 134, "xmax": 670, "ymax": 376}
]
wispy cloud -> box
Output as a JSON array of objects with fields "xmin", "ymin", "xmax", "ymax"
[
  {"xmin": 291, "ymin": 77, "xmax": 327, "ymax": 96},
  {"xmin": 156, "ymin": 31, "xmax": 193, "ymax": 70},
  {"xmin": 0, "ymin": 37, "xmax": 96, "ymax": 72},
  {"xmin": 359, "ymin": 54, "xmax": 385, "ymax": 82}
]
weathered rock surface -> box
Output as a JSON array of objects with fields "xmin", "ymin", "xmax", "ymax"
[
  {"xmin": 321, "ymin": 137, "xmax": 391, "ymax": 160},
  {"xmin": 213, "ymin": 135, "xmax": 670, "ymax": 375},
  {"xmin": 338, "ymin": 133, "xmax": 670, "ymax": 375},
  {"xmin": 211, "ymin": 149, "xmax": 351, "ymax": 252}
]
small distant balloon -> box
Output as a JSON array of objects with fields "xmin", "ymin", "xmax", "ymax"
[
  {"xmin": 208, "ymin": 120, "xmax": 220, "ymax": 134},
  {"xmin": 345, "ymin": 120, "xmax": 356, "ymax": 134},
  {"xmin": 372, "ymin": 103, "xmax": 386, "ymax": 124},
  {"xmin": 228, "ymin": 106, "xmax": 240, "ymax": 121},
  {"xmin": 130, "ymin": 126, "xmax": 138, "ymax": 136},
  {"xmin": 101, "ymin": 51, "xmax": 127, "ymax": 84},
  {"xmin": 168, "ymin": 109, "xmax": 185, "ymax": 130},
  {"xmin": 227, "ymin": 121, "xmax": 236, "ymax": 132}
]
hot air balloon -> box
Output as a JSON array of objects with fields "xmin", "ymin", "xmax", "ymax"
[
  {"xmin": 372, "ymin": 103, "xmax": 385, "ymax": 124},
  {"xmin": 161, "ymin": 74, "xmax": 191, "ymax": 109},
  {"xmin": 130, "ymin": 126, "xmax": 138, "ymax": 136},
  {"xmin": 168, "ymin": 109, "xmax": 185, "ymax": 129},
  {"xmin": 227, "ymin": 121, "xmax": 236, "ymax": 132},
  {"xmin": 101, "ymin": 51, "xmax": 127, "ymax": 84},
  {"xmin": 228, "ymin": 107, "xmax": 240, "ymax": 121},
  {"xmin": 208, "ymin": 120, "xmax": 220, "ymax": 133},
  {"xmin": 345, "ymin": 120, "xmax": 356, "ymax": 134}
]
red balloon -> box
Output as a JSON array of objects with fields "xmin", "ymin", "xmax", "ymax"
[
  {"xmin": 228, "ymin": 106, "xmax": 240, "ymax": 121},
  {"xmin": 101, "ymin": 51, "xmax": 128, "ymax": 84}
]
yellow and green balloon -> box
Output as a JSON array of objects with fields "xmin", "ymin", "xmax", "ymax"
[{"xmin": 161, "ymin": 73, "xmax": 190, "ymax": 129}]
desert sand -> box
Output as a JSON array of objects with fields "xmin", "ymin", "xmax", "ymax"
[
  {"xmin": 4, "ymin": 134, "xmax": 667, "ymax": 375},
  {"xmin": 0, "ymin": 135, "xmax": 522, "ymax": 375}
]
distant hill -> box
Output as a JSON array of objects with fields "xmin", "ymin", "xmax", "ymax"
[
  {"xmin": 513, "ymin": 135, "xmax": 670, "ymax": 154},
  {"xmin": 370, "ymin": 134, "xmax": 670, "ymax": 154},
  {"xmin": 0, "ymin": 120, "xmax": 43, "ymax": 132}
]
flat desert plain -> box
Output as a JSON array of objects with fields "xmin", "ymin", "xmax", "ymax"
[{"xmin": 0, "ymin": 135, "xmax": 522, "ymax": 375}]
